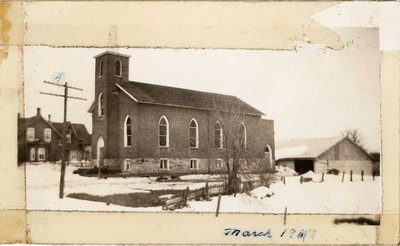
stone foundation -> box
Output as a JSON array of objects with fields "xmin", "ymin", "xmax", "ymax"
[{"xmin": 100, "ymin": 157, "xmax": 271, "ymax": 175}]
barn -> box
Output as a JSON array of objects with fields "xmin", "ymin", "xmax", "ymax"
[{"xmin": 275, "ymin": 136, "xmax": 374, "ymax": 175}]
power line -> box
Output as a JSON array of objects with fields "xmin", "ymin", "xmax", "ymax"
[{"xmin": 40, "ymin": 80, "xmax": 87, "ymax": 199}]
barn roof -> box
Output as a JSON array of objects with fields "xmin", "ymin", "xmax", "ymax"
[
  {"xmin": 113, "ymin": 81, "xmax": 265, "ymax": 116},
  {"xmin": 275, "ymin": 136, "xmax": 344, "ymax": 160}
]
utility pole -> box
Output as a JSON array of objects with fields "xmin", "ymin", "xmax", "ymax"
[{"xmin": 40, "ymin": 80, "xmax": 86, "ymax": 199}]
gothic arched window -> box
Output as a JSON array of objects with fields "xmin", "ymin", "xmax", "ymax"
[
  {"xmin": 124, "ymin": 116, "xmax": 132, "ymax": 147},
  {"xmin": 239, "ymin": 123, "xmax": 247, "ymax": 149},
  {"xmin": 214, "ymin": 121, "xmax": 223, "ymax": 149},
  {"xmin": 189, "ymin": 118, "xmax": 199, "ymax": 148},
  {"xmin": 98, "ymin": 93, "xmax": 104, "ymax": 116},
  {"xmin": 116, "ymin": 60, "xmax": 122, "ymax": 76},
  {"xmin": 159, "ymin": 116, "xmax": 169, "ymax": 147}
]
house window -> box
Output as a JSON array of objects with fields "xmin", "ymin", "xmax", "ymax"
[
  {"xmin": 189, "ymin": 118, "xmax": 199, "ymax": 148},
  {"xmin": 124, "ymin": 159, "xmax": 131, "ymax": 171},
  {"xmin": 239, "ymin": 123, "xmax": 247, "ymax": 149},
  {"xmin": 38, "ymin": 148, "xmax": 46, "ymax": 161},
  {"xmin": 116, "ymin": 60, "xmax": 122, "ymax": 76},
  {"xmin": 44, "ymin": 128, "xmax": 51, "ymax": 142},
  {"xmin": 159, "ymin": 116, "xmax": 169, "ymax": 147},
  {"xmin": 216, "ymin": 158, "xmax": 224, "ymax": 168},
  {"xmin": 66, "ymin": 129, "xmax": 72, "ymax": 143},
  {"xmin": 30, "ymin": 148, "xmax": 35, "ymax": 161},
  {"xmin": 124, "ymin": 116, "xmax": 132, "ymax": 147},
  {"xmin": 27, "ymin": 128, "xmax": 35, "ymax": 142},
  {"xmin": 190, "ymin": 159, "xmax": 199, "ymax": 170},
  {"xmin": 98, "ymin": 93, "xmax": 104, "ymax": 116},
  {"xmin": 214, "ymin": 122, "xmax": 223, "ymax": 149},
  {"xmin": 160, "ymin": 159, "xmax": 169, "ymax": 170},
  {"xmin": 99, "ymin": 60, "xmax": 104, "ymax": 77}
]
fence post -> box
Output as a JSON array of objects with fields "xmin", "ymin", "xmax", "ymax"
[
  {"xmin": 204, "ymin": 182, "xmax": 209, "ymax": 201},
  {"xmin": 361, "ymin": 170, "xmax": 364, "ymax": 181},
  {"xmin": 300, "ymin": 176, "xmax": 303, "ymax": 184},
  {"xmin": 216, "ymin": 194, "xmax": 222, "ymax": 217},
  {"xmin": 181, "ymin": 186, "xmax": 189, "ymax": 208},
  {"xmin": 350, "ymin": 170, "xmax": 353, "ymax": 182},
  {"xmin": 373, "ymin": 170, "xmax": 375, "ymax": 181},
  {"xmin": 284, "ymin": 207, "xmax": 287, "ymax": 225},
  {"xmin": 321, "ymin": 173, "xmax": 325, "ymax": 183},
  {"xmin": 283, "ymin": 176, "xmax": 286, "ymax": 185},
  {"xmin": 342, "ymin": 171, "xmax": 345, "ymax": 183}
]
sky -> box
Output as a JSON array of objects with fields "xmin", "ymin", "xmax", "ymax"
[{"xmin": 23, "ymin": 28, "xmax": 380, "ymax": 152}]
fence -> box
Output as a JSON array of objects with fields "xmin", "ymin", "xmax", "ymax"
[{"xmin": 161, "ymin": 179, "xmax": 262, "ymax": 210}]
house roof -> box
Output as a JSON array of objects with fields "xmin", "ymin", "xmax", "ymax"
[
  {"xmin": 51, "ymin": 122, "xmax": 91, "ymax": 145},
  {"xmin": 18, "ymin": 114, "xmax": 62, "ymax": 137},
  {"xmin": 275, "ymin": 136, "xmax": 345, "ymax": 160},
  {"xmin": 113, "ymin": 81, "xmax": 265, "ymax": 116},
  {"xmin": 18, "ymin": 112, "xmax": 91, "ymax": 146}
]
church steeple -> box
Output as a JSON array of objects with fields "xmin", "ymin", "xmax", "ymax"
[{"xmin": 94, "ymin": 51, "xmax": 130, "ymax": 83}]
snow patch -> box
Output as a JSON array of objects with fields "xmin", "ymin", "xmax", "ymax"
[
  {"xmin": 275, "ymin": 145, "xmax": 309, "ymax": 159},
  {"xmin": 275, "ymin": 165, "xmax": 298, "ymax": 176},
  {"xmin": 250, "ymin": 186, "xmax": 275, "ymax": 199},
  {"xmin": 301, "ymin": 170, "xmax": 315, "ymax": 178},
  {"xmin": 159, "ymin": 194, "xmax": 174, "ymax": 199},
  {"xmin": 180, "ymin": 174, "xmax": 222, "ymax": 180}
]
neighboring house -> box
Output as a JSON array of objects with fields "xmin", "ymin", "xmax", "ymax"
[
  {"xmin": 87, "ymin": 51, "xmax": 275, "ymax": 174},
  {"xmin": 18, "ymin": 108, "xmax": 91, "ymax": 164},
  {"xmin": 275, "ymin": 136, "xmax": 374, "ymax": 175}
]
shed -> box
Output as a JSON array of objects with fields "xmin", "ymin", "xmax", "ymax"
[{"xmin": 275, "ymin": 137, "xmax": 374, "ymax": 175}]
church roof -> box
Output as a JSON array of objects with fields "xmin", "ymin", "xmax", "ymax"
[{"xmin": 115, "ymin": 81, "xmax": 265, "ymax": 116}]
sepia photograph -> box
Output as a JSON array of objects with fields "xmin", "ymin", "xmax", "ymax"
[{"xmin": 20, "ymin": 27, "xmax": 381, "ymax": 216}]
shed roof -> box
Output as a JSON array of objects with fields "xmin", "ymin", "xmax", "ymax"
[
  {"xmin": 275, "ymin": 136, "xmax": 344, "ymax": 160},
  {"xmin": 113, "ymin": 81, "xmax": 265, "ymax": 116}
]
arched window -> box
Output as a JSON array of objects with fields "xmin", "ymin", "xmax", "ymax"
[
  {"xmin": 99, "ymin": 60, "xmax": 104, "ymax": 77},
  {"xmin": 124, "ymin": 116, "xmax": 132, "ymax": 147},
  {"xmin": 265, "ymin": 144, "xmax": 273, "ymax": 169},
  {"xmin": 189, "ymin": 118, "xmax": 199, "ymax": 148},
  {"xmin": 98, "ymin": 93, "xmax": 104, "ymax": 116},
  {"xmin": 239, "ymin": 123, "xmax": 247, "ymax": 149},
  {"xmin": 159, "ymin": 116, "xmax": 169, "ymax": 147},
  {"xmin": 214, "ymin": 121, "xmax": 223, "ymax": 149},
  {"xmin": 115, "ymin": 60, "xmax": 122, "ymax": 76},
  {"xmin": 96, "ymin": 136, "xmax": 104, "ymax": 167}
]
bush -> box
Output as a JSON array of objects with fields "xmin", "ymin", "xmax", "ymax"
[
  {"xmin": 156, "ymin": 176, "xmax": 169, "ymax": 182},
  {"xmin": 259, "ymin": 173, "xmax": 278, "ymax": 188},
  {"xmin": 170, "ymin": 175, "xmax": 181, "ymax": 181},
  {"xmin": 73, "ymin": 167, "xmax": 120, "ymax": 176},
  {"xmin": 326, "ymin": 168, "xmax": 340, "ymax": 175}
]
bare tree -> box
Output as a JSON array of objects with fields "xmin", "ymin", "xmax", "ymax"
[
  {"xmin": 211, "ymin": 96, "xmax": 259, "ymax": 195},
  {"xmin": 341, "ymin": 128, "xmax": 364, "ymax": 147}
]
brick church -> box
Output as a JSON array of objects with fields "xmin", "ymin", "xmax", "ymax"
[{"xmin": 88, "ymin": 51, "xmax": 275, "ymax": 175}]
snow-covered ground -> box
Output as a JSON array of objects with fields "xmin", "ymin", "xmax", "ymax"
[
  {"xmin": 26, "ymin": 163, "xmax": 216, "ymax": 211},
  {"xmin": 178, "ymin": 173, "xmax": 381, "ymax": 214},
  {"xmin": 26, "ymin": 164, "xmax": 381, "ymax": 214}
]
